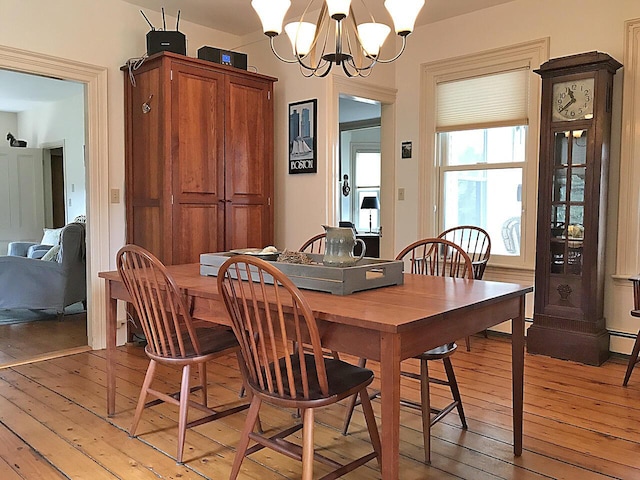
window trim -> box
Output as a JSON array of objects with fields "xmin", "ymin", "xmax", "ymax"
[{"xmin": 419, "ymin": 38, "xmax": 549, "ymax": 269}]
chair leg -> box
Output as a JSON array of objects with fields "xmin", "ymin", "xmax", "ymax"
[
  {"xmin": 359, "ymin": 387, "xmax": 382, "ymax": 465},
  {"xmin": 342, "ymin": 357, "xmax": 368, "ymax": 435},
  {"xmin": 420, "ymin": 358, "xmax": 431, "ymax": 464},
  {"xmin": 130, "ymin": 359, "xmax": 157, "ymax": 437},
  {"xmin": 229, "ymin": 396, "xmax": 262, "ymax": 480},
  {"xmin": 623, "ymin": 331, "xmax": 640, "ymax": 386},
  {"xmin": 176, "ymin": 364, "xmax": 191, "ymax": 464},
  {"xmin": 442, "ymin": 357, "xmax": 467, "ymax": 429},
  {"xmin": 465, "ymin": 335, "xmax": 471, "ymax": 351},
  {"xmin": 198, "ymin": 362, "xmax": 208, "ymax": 407},
  {"xmin": 302, "ymin": 408, "xmax": 315, "ymax": 480},
  {"xmin": 236, "ymin": 352, "xmax": 247, "ymax": 398}
]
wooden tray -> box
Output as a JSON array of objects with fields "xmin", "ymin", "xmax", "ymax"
[{"xmin": 200, "ymin": 252, "xmax": 404, "ymax": 295}]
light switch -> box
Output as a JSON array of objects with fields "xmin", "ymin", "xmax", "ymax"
[
  {"xmin": 398, "ymin": 188, "xmax": 405, "ymax": 201},
  {"xmin": 111, "ymin": 188, "xmax": 120, "ymax": 204}
]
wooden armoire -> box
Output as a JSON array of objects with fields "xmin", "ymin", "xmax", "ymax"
[{"xmin": 123, "ymin": 52, "xmax": 276, "ymax": 265}]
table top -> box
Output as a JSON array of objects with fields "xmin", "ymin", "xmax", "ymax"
[{"xmin": 100, "ymin": 263, "xmax": 532, "ymax": 334}]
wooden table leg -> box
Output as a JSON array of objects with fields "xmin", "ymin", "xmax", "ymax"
[
  {"xmin": 106, "ymin": 280, "xmax": 117, "ymax": 417},
  {"xmin": 512, "ymin": 295, "xmax": 525, "ymax": 456},
  {"xmin": 380, "ymin": 333, "xmax": 401, "ymax": 479}
]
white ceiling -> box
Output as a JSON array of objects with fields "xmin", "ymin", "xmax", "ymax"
[
  {"xmin": 122, "ymin": 0, "xmax": 518, "ymax": 37},
  {"xmin": 0, "ymin": 69, "xmax": 83, "ymax": 113}
]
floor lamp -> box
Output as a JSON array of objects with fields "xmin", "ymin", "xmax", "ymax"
[{"xmin": 360, "ymin": 196, "xmax": 379, "ymax": 234}]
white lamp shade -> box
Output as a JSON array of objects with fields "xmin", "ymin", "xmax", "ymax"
[
  {"xmin": 326, "ymin": 0, "xmax": 352, "ymax": 18},
  {"xmin": 285, "ymin": 22, "xmax": 317, "ymax": 56},
  {"xmin": 357, "ymin": 23, "xmax": 391, "ymax": 57},
  {"xmin": 252, "ymin": 0, "xmax": 291, "ymax": 35},
  {"xmin": 384, "ymin": 0, "xmax": 425, "ymax": 34}
]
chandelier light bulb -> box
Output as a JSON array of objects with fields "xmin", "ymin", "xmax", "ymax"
[
  {"xmin": 252, "ymin": 0, "xmax": 291, "ymax": 36},
  {"xmin": 285, "ymin": 22, "xmax": 317, "ymax": 57},
  {"xmin": 384, "ymin": 0, "xmax": 425, "ymax": 35},
  {"xmin": 357, "ymin": 23, "xmax": 391, "ymax": 58}
]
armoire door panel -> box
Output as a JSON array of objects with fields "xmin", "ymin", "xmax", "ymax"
[
  {"xmin": 171, "ymin": 63, "xmax": 225, "ymax": 203},
  {"xmin": 132, "ymin": 206, "xmax": 163, "ymax": 260},
  {"xmin": 225, "ymin": 77, "xmax": 271, "ymax": 201},
  {"xmin": 173, "ymin": 204, "xmax": 223, "ymax": 264},
  {"xmin": 130, "ymin": 68, "xmax": 163, "ymax": 202},
  {"xmin": 226, "ymin": 204, "xmax": 270, "ymax": 250}
]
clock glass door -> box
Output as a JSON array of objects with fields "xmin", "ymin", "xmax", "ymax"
[{"xmin": 550, "ymin": 129, "xmax": 587, "ymax": 276}]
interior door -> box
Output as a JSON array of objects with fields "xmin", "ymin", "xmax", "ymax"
[{"xmin": 0, "ymin": 147, "xmax": 44, "ymax": 254}]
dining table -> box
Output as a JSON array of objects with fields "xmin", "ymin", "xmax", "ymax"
[{"xmin": 99, "ymin": 263, "xmax": 532, "ymax": 479}]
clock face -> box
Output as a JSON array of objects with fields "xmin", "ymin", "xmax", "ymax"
[{"xmin": 552, "ymin": 78, "xmax": 595, "ymax": 121}]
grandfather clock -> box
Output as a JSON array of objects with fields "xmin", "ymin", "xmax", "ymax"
[{"xmin": 528, "ymin": 52, "xmax": 621, "ymax": 365}]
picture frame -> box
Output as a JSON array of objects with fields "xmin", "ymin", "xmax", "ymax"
[
  {"xmin": 289, "ymin": 99, "xmax": 317, "ymax": 174},
  {"xmin": 401, "ymin": 141, "xmax": 412, "ymax": 159}
]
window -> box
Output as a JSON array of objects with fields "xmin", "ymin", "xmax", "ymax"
[
  {"xmin": 436, "ymin": 68, "xmax": 529, "ymax": 257},
  {"xmin": 421, "ymin": 40, "xmax": 547, "ymax": 268},
  {"xmin": 439, "ymin": 126, "xmax": 526, "ymax": 256},
  {"xmin": 353, "ymin": 148, "xmax": 380, "ymax": 233}
]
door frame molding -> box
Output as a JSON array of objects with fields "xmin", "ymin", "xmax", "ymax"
[{"xmin": 0, "ymin": 44, "xmax": 110, "ymax": 349}]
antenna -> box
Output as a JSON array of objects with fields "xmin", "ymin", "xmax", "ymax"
[
  {"xmin": 140, "ymin": 10, "xmax": 155, "ymax": 31},
  {"xmin": 162, "ymin": 7, "xmax": 166, "ymax": 30},
  {"xmin": 176, "ymin": 10, "xmax": 181, "ymax": 31}
]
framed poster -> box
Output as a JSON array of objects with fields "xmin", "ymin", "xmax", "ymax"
[{"xmin": 289, "ymin": 99, "xmax": 317, "ymax": 174}]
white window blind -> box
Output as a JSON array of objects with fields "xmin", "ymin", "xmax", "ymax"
[{"xmin": 436, "ymin": 68, "xmax": 529, "ymax": 132}]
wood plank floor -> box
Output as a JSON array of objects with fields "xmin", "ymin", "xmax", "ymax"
[
  {"xmin": 0, "ymin": 312, "xmax": 88, "ymax": 367},
  {"xmin": 0, "ymin": 335, "xmax": 639, "ymax": 479}
]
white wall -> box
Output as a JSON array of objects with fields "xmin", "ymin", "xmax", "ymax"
[
  {"xmin": 0, "ymin": 112, "xmax": 17, "ymax": 141},
  {"xmin": 18, "ymin": 92, "xmax": 85, "ymax": 223}
]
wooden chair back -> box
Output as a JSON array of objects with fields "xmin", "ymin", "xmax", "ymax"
[
  {"xmin": 299, "ymin": 233, "xmax": 326, "ymax": 254},
  {"xmin": 116, "ymin": 244, "xmax": 202, "ymax": 359},
  {"xmin": 217, "ymin": 255, "xmax": 330, "ymax": 401},
  {"xmin": 438, "ymin": 225, "xmax": 491, "ymax": 279},
  {"xmin": 396, "ymin": 238, "xmax": 474, "ymax": 280}
]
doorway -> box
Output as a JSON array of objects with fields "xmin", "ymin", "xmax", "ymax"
[
  {"xmin": 0, "ymin": 72, "xmax": 87, "ymax": 367},
  {"xmin": 338, "ymin": 96, "xmax": 381, "ymax": 231},
  {"xmin": 0, "ymin": 44, "xmax": 110, "ymax": 360},
  {"xmin": 331, "ymin": 78, "xmax": 397, "ymax": 259},
  {"xmin": 43, "ymin": 145, "xmax": 66, "ymax": 228}
]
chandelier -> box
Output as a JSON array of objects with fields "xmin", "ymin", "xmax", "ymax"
[{"xmin": 251, "ymin": 0, "xmax": 425, "ymax": 78}]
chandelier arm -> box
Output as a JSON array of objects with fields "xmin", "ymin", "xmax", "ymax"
[
  {"xmin": 305, "ymin": 3, "xmax": 328, "ymax": 66},
  {"xmin": 371, "ymin": 35, "xmax": 408, "ymax": 64},
  {"xmin": 355, "ymin": 0, "xmax": 375, "ymax": 23},
  {"xmin": 315, "ymin": 61, "xmax": 334, "ymax": 77},
  {"xmin": 344, "ymin": 54, "xmax": 376, "ymax": 75},
  {"xmin": 269, "ymin": 36, "xmax": 300, "ymax": 64},
  {"xmin": 293, "ymin": 18, "xmax": 332, "ymax": 73}
]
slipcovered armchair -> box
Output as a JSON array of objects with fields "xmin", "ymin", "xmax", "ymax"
[{"xmin": 0, "ymin": 222, "xmax": 86, "ymax": 314}]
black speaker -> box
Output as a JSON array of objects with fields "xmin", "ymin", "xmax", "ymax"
[
  {"xmin": 197, "ymin": 46, "xmax": 247, "ymax": 70},
  {"xmin": 146, "ymin": 31, "xmax": 186, "ymax": 56}
]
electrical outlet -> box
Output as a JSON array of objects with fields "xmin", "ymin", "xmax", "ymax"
[
  {"xmin": 398, "ymin": 188, "xmax": 405, "ymax": 201},
  {"xmin": 110, "ymin": 188, "xmax": 120, "ymax": 204}
]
